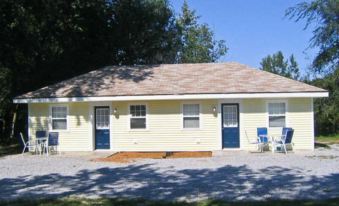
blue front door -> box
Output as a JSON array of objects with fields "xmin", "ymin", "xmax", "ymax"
[
  {"xmin": 95, "ymin": 107, "xmax": 110, "ymax": 149},
  {"xmin": 222, "ymin": 104, "xmax": 240, "ymax": 148}
]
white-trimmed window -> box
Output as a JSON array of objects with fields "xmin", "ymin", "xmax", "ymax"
[
  {"xmin": 183, "ymin": 104, "xmax": 200, "ymax": 128},
  {"xmin": 268, "ymin": 102, "xmax": 286, "ymax": 127},
  {"xmin": 130, "ymin": 104, "xmax": 146, "ymax": 129},
  {"xmin": 51, "ymin": 106, "xmax": 68, "ymax": 130}
]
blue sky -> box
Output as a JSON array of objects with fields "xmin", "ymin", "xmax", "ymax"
[{"xmin": 170, "ymin": 0, "xmax": 318, "ymax": 75}]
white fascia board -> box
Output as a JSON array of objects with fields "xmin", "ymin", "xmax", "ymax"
[{"xmin": 13, "ymin": 92, "xmax": 329, "ymax": 104}]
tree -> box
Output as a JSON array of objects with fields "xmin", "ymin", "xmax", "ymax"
[
  {"xmin": 0, "ymin": 0, "xmax": 228, "ymax": 143},
  {"xmin": 110, "ymin": 0, "xmax": 180, "ymax": 64},
  {"xmin": 259, "ymin": 51, "xmax": 300, "ymax": 80},
  {"xmin": 176, "ymin": 0, "xmax": 227, "ymax": 63},
  {"xmin": 287, "ymin": 55, "xmax": 300, "ymax": 80},
  {"xmin": 286, "ymin": 0, "xmax": 339, "ymax": 137},
  {"xmin": 286, "ymin": 0, "xmax": 339, "ymax": 73},
  {"xmin": 311, "ymin": 68, "xmax": 339, "ymax": 135},
  {"xmin": 0, "ymin": 0, "xmax": 181, "ymax": 142},
  {"xmin": 0, "ymin": 64, "xmax": 12, "ymax": 140}
]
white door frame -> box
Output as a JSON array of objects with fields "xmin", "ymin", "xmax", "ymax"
[
  {"xmin": 218, "ymin": 99, "xmax": 243, "ymax": 150},
  {"xmin": 89, "ymin": 102, "xmax": 112, "ymax": 151}
]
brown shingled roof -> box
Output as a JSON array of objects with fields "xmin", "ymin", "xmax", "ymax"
[{"xmin": 16, "ymin": 62, "xmax": 326, "ymax": 99}]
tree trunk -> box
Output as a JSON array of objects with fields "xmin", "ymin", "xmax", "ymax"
[{"xmin": 10, "ymin": 104, "xmax": 18, "ymax": 138}]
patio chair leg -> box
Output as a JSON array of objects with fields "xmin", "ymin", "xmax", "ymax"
[
  {"xmin": 22, "ymin": 145, "xmax": 26, "ymax": 155},
  {"xmin": 283, "ymin": 144, "xmax": 287, "ymax": 154}
]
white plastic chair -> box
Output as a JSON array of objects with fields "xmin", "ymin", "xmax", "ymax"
[
  {"xmin": 272, "ymin": 129, "xmax": 294, "ymax": 154},
  {"xmin": 48, "ymin": 132, "xmax": 59, "ymax": 155},
  {"xmin": 35, "ymin": 130, "xmax": 48, "ymax": 155},
  {"xmin": 20, "ymin": 132, "xmax": 37, "ymax": 154},
  {"xmin": 245, "ymin": 130, "xmax": 264, "ymax": 152}
]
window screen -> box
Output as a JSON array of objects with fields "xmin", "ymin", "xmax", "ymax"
[
  {"xmin": 223, "ymin": 105, "xmax": 238, "ymax": 127},
  {"xmin": 268, "ymin": 103, "xmax": 286, "ymax": 127},
  {"xmin": 51, "ymin": 106, "xmax": 67, "ymax": 130},
  {"xmin": 130, "ymin": 105, "xmax": 146, "ymax": 129},
  {"xmin": 183, "ymin": 104, "xmax": 200, "ymax": 128},
  {"xmin": 95, "ymin": 107, "xmax": 110, "ymax": 129}
]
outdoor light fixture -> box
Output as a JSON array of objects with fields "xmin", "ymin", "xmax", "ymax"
[
  {"xmin": 212, "ymin": 106, "xmax": 217, "ymax": 113},
  {"xmin": 113, "ymin": 107, "xmax": 118, "ymax": 114}
]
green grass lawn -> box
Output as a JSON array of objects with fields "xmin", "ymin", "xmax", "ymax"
[
  {"xmin": 1, "ymin": 198, "xmax": 339, "ymax": 206},
  {"xmin": 316, "ymin": 134, "xmax": 339, "ymax": 144}
]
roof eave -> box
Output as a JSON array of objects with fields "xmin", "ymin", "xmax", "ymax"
[{"xmin": 13, "ymin": 91, "xmax": 329, "ymax": 104}]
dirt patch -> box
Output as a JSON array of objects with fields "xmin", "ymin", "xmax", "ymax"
[
  {"xmin": 94, "ymin": 151, "xmax": 212, "ymax": 163},
  {"xmin": 166, "ymin": 151, "xmax": 212, "ymax": 158}
]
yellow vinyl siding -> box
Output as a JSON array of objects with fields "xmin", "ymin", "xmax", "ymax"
[
  {"xmin": 288, "ymin": 98, "xmax": 313, "ymax": 150},
  {"xmin": 240, "ymin": 98, "xmax": 314, "ymax": 150},
  {"xmin": 240, "ymin": 99, "xmax": 266, "ymax": 150},
  {"xmin": 29, "ymin": 103, "xmax": 49, "ymax": 137},
  {"xmin": 111, "ymin": 100, "xmax": 219, "ymax": 151},
  {"xmin": 29, "ymin": 102, "xmax": 91, "ymax": 151},
  {"xmin": 28, "ymin": 98, "xmax": 314, "ymax": 151}
]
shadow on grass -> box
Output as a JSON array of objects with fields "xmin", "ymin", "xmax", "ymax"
[
  {"xmin": 315, "ymin": 142, "xmax": 331, "ymax": 149},
  {"xmin": 0, "ymin": 144, "xmax": 21, "ymax": 158},
  {"xmin": 0, "ymin": 163, "xmax": 338, "ymax": 202}
]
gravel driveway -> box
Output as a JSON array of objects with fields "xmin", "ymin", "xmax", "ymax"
[{"xmin": 1, "ymin": 146, "xmax": 339, "ymax": 202}]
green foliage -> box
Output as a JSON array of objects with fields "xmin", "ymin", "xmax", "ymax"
[
  {"xmin": 0, "ymin": 64, "xmax": 12, "ymax": 118},
  {"xmin": 176, "ymin": 1, "xmax": 227, "ymax": 63},
  {"xmin": 111, "ymin": 0, "xmax": 180, "ymax": 64},
  {"xmin": 286, "ymin": 0, "xmax": 338, "ymax": 136},
  {"xmin": 0, "ymin": 0, "xmax": 227, "ymax": 142},
  {"xmin": 311, "ymin": 67, "xmax": 339, "ymax": 135},
  {"xmin": 286, "ymin": 0, "xmax": 339, "ymax": 73},
  {"xmin": 259, "ymin": 51, "xmax": 300, "ymax": 80}
]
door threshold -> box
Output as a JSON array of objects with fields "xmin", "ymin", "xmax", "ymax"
[
  {"xmin": 222, "ymin": 148, "xmax": 241, "ymax": 151},
  {"xmin": 94, "ymin": 149, "xmax": 112, "ymax": 152}
]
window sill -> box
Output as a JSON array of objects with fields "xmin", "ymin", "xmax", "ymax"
[{"xmin": 182, "ymin": 128, "xmax": 201, "ymax": 131}]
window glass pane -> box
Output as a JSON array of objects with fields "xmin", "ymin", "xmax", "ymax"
[
  {"xmin": 52, "ymin": 119, "xmax": 67, "ymax": 130},
  {"xmin": 96, "ymin": 108, "xmax": 109, "ymax": 129},
  {"xmin": 52, "ymin": 107, "xmax": 67, "ymax": 118},
  {"xmin": 130, "ymin": 105, "xmax": 135, "ymax": 115},
  {"xmin": 183, "ymin": 104, "xmax": 199, "ymax": 116},
  {"xmin": 130, "ymin": 118, "xmax": 146, "ymax": 129},
  {"xmin": 183, "ymin": 117, "xmax": 199, "ymax": 128},
  {"xmin": 269, "ymin": 116, "xmax": 286, "ymax": 127},
  {"xmin": 130, "ymin": 105, "xmax": 146, "ymax": 117},
  {"xmin": 268, "ymin": 103, "xmax": 285, "ymax": 115},
  {"xmin": 223, "ymin": 105, "xmax": 238, "ymax": 127},
  {"xmin": 51, "ymin": 106, "xmax": 67, "ymax": 130}
]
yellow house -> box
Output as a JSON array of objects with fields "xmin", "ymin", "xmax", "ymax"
[{"xmin": 13, "ymin": 63, "xmax": 328, "ymax": 152}]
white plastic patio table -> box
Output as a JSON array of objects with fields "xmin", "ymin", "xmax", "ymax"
[
  {"xmin": 269, "ymin": 136, "xmax": 278, "ymax": 153},
  {"xmin": 35, "ymin": 137, "xmax": 48, "ymax": 156}
]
